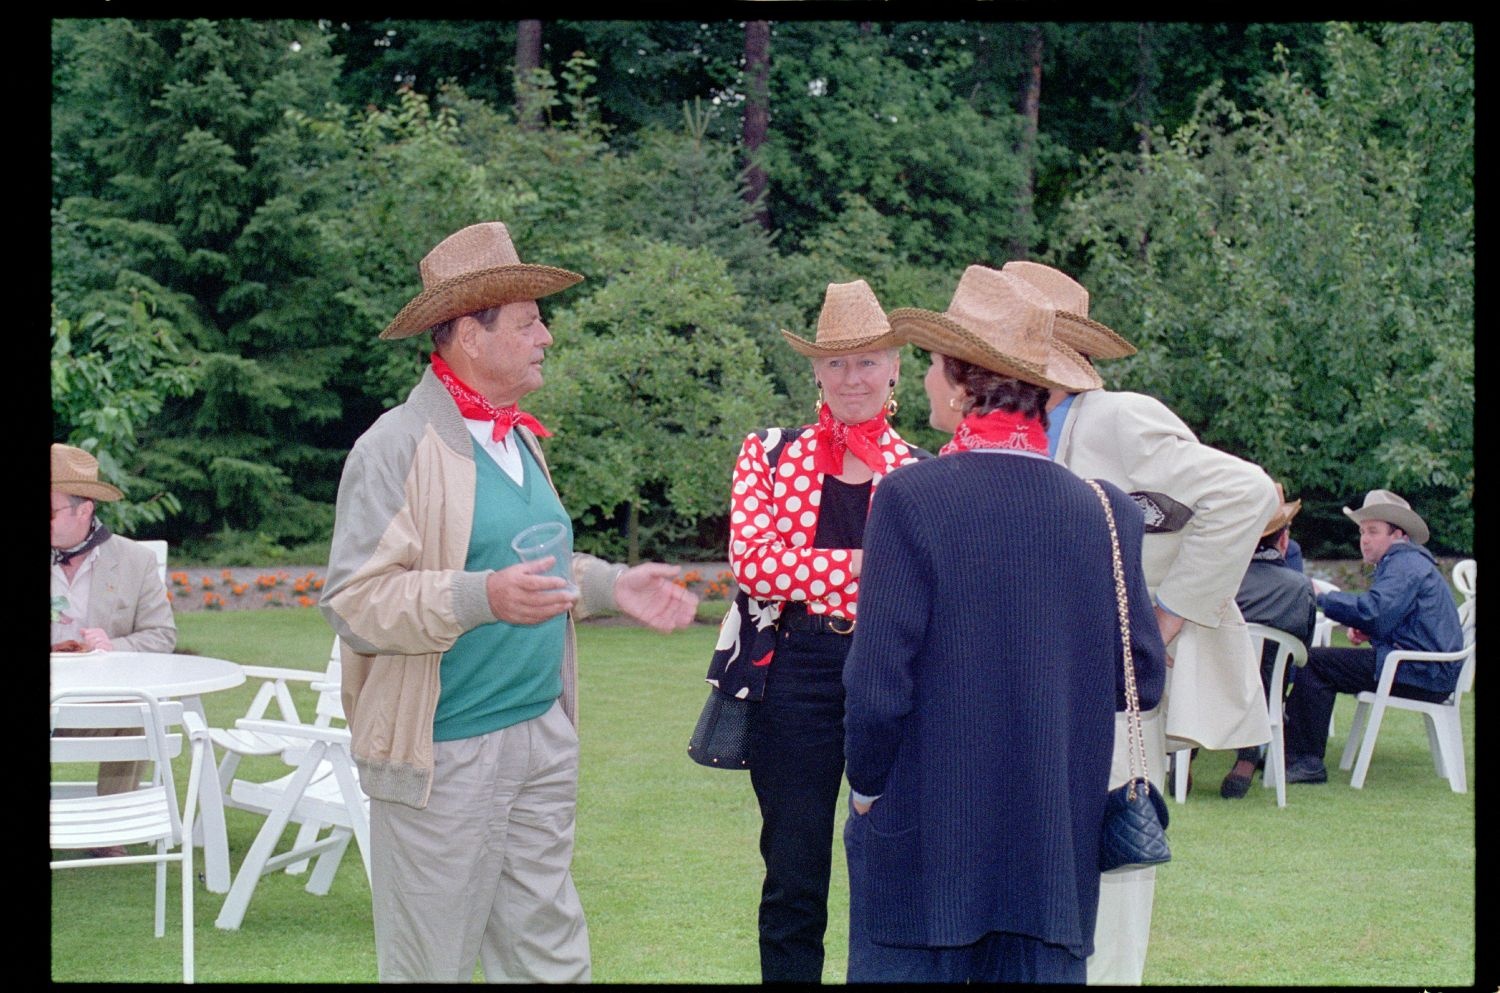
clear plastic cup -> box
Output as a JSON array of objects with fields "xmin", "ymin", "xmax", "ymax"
[{"xmin": 510, "ymin": 521, "xmax": 577, "ymax": 595}]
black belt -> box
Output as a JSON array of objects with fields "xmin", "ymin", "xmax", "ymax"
[{"xmin": 779, "ymin": 605, "xmax": 856, "ymax": 636}]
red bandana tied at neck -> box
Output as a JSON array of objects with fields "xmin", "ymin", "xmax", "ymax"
[
  {"xmin": 431, "ymin": 352, "xmax": 552, "ymax": 442},
  {"xmin": 813, "ymin": 402, "xmax": 889, "ymax": 475},
  {"xmin": 940, "ymin": 408, "xmax": 1049, "ymax": 457}
]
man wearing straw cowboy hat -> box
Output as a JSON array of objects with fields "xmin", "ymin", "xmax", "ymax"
[
  {"xmin": 320, "ymin": 221, "xmax": 698, "ymax": 982},
  {"xmin": 1281, "ymin": 489, "xmax": 1463, "ymax": 785},
  {"xmin": 1219, "ymin": 482, "xmax": 1318, "ymax": 799},
  {"xmin": 1001, "ymin": 261, "xmax": 1278, "ymax": 985},
  {"xmin": 50, "ymin": 443, "xmax": 177, "ymax": 660},
  {"xmin": 51, "ymin": 443, "xmax": 177, "ymax": 846}
]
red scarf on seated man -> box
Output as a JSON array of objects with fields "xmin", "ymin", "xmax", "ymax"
[
  {"xmin": 431, "ymin": 351, "xmax": 551, "ymax": 442},
  {"xmin": 940, "ymin": 407, "xmax": 1048, "ymax": 457}
]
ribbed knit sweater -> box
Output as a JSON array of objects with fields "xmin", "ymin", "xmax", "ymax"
[{"xmin": 843, "ymin": 452, "xmax": 1166, "ymax": 955}]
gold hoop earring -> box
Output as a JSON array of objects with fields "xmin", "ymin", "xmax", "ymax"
[
  {"xmin": 886, "ymin": 394, "xmax": 899, "ymax": 419},
  {"xmin": 815, "ymin": 383, "xmax": 825, "ymax": 415}
]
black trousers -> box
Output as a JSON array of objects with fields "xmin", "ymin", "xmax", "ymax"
[
  {"xmin": 748, "ymin": 625, "xmax": 851, "ymax": 984},
  {"xmin": 1284, "ymin": 646, "xmax": 1450, "ymax": 763}
]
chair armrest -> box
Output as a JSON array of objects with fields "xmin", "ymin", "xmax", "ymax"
[
  {"xmin": 239, "ymin": 665, "xmax": 325, "ymax": 684},
  {"xmin": 234, "ymin": 718, "xmax": 352, "ymax": 745},
  {"xmin": 1371, "ymin": 645, "xmax": 1473, "ymax": 695},
  {"xmin": 181, "ymin": 710, "xmax": 209, "ymax": 739}
]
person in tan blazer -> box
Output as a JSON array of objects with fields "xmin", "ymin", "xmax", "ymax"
[
  {"xmin": 51, "ymin": 444, "xmax": 177, "ymax": 835},
  {"xmin": 1003, "ymin": 262, "xmax": 1278, "ymax": 985}
]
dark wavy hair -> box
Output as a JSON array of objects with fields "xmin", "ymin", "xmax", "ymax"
[
  {"xmin": 942, "ymin": 355, "xmax": 1050, "ymax": 429},
  {"xmin": 430, "ymin": 305, "xmax": 503, "ymax": 352}
]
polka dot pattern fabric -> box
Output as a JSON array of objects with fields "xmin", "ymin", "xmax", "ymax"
[{"xmin": 728, "ymin": 424, "xmax": 921, "ymax": 621}]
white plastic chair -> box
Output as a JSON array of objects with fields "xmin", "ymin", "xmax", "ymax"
[
  {"xmin": 1452, "ymin": 559, "xmax": 1475, "ymax": 603},
  {"xmin": 1310, "ymin": 578, "xmax": 1340, "ymax": 651},
  {"xmin": 1309, "ymin": 578, "xmax": 1341, "ymax": 738},
  {"xmin": 139, "ymin": 539, "xmax": 169, "ymax": 585},
  {"xmin": 1338, "ymin": 597, "xmax": 1477, "ymax": 792},
  {"xmin": 51, "ymin": 689, "xmax": 209, "ymax": 983},
  {"xmin": 1170, "ymin": 624, "xmax": 1308, "ymax": 807},
  {"xmin": 1245, "ymin": 624, "xmax": 1307, "ymax": 809},
  {"xmin": 1170, "ymin": 748, "xmax": 1191, "ymax": 804},
  {"xmin": 210, "ymin": 637, "xmax": 344, "ymax": 832},
  {"xmin": 212, "ymin": 638, "xmax": 371, "ymax": 930}
]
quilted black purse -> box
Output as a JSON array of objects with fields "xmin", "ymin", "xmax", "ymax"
[
  {"xmin": 1086, "ymin": 479, "xmax": 1172, "ymax": 874},
  {"xmin": 687, "ymin": 683, "xmax": 753, "ymax": 769}
]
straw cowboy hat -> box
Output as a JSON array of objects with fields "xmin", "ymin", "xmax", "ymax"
[
  {"xmin": 1001, "ymin": 260, "xmax": 1137, "ymax": 360},
  {"xmin": 1262, "ymin": 482, "xmax": 1303, "ymax": 537},
  {"xmin": 780, "ymin": 279, "xmax": 903, "ymax": 357},
  {"xmin": 887, "ymin": 266, "xmax": 1103, "ymax": 392},
  {"xmin": 1343, "ymin": 489, "xmax": 1430, "ymax": 546},
  {"xmin": 51, "ymin": 444, "xmax": 123, "ymax": 502},
  {"xmin": 380, "ymin": 222, "xmax": 584, "ymax": 340}
]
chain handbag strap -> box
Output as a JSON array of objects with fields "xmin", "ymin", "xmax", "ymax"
[{"xmin": 1084, "ymin": 478, "xmax": 1151, "ymax": 800}]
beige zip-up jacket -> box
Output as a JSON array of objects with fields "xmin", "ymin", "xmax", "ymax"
[
  {"xmin": 320, "ymin": 368, "xmax": 625, "ymax": 809},
  {"xmin": 1054, "ymin": 388, "xmax": 1279, "ymax": 751}
]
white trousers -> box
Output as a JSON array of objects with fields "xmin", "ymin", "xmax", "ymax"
[
  {"xmin": 369, "ymin": 700, "xmax": 590, "ymax": 983},
  {"xmin": 1087, "ymin": 705, "xmax": 1166, "ymax": 986}
]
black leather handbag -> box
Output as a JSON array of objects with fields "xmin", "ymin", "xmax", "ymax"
[
  {"xmin": 687, "ymin": 683, "xmax": 752, "ymax": 770},
  {"xmin": 1086, "ymin": 479, "xmax": 1172, "ymax": 873}
]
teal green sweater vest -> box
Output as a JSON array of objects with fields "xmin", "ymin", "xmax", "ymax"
[{"xmin": 433, "ymin": 438, "xmax": 571, "ymax": 742}]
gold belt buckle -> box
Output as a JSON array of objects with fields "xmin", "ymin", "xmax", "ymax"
[{"xmin": 827, "ymin": 615, "xmax": 856, "ymax": 635}]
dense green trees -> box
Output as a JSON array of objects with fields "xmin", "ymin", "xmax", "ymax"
[
  {"xmin": 51, "ymin": 19, "xmax": 1472, "ymax": 559},
  {"xmin": 1050, "ymin": 22, "xmax": 1473, "ymax": 552}
]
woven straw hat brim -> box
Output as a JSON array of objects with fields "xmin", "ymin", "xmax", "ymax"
[
  {"xmin": 888, "ymin": 308, "xmax": 1102, "ymax": 394},
  {"xmin": 779, "ymin": 328, "xmax": 904, "ymax": 358},
  {"xmin": 1343, "ymin": 504, "xmax": 1429, "ymax": 546},
  {"xmin": 1054, "ymin": 311, "xmax": 1137, "ymax": 359},
  {"xmin": 380, "ymin": 264, "xmax": 584, "ymax": 340},
  {"xmin": 52, "ymin": 478, "xmax": 123, "ymax": 502},
  {"xmin": 1262, "ymin": 499, "xmax": 1303, "ymax": 537}
]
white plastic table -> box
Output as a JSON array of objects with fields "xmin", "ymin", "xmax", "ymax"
[{"xmin": 50, "ymin": 651, "xmax": 246, "ymax": 893}]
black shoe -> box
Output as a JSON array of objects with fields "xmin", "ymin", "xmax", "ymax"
[
  {"xmin": 1284, "ymin": 756, "xmax": 1328, "ymax": 784},
  {"xmin": 1220, "ymin": 767, "xmax": 1254, "ymax": 799}
]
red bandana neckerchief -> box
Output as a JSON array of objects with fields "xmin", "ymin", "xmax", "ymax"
[
  {"xmin": 940, "ymin": 408, "xmax": 1048, "ymax": 457},
  {"xmin": 812, "ymin": 403, "xmax": 890, "ymax": 475},
  {"xmin": 430, "ymin": 352, "xmax": 552, "ymax": 442}
]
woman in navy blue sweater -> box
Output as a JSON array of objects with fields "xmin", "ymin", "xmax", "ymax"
[{"xmin": 842, "ymin": 266, "xmax": 1166, "ymax": 983}]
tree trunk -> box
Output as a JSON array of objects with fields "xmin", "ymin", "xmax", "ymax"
[
  {"xmin": 515, "ymin": 19, "xmax": 543, "ymax": 131},
  {"xmin": 1135, "ymin": 22, "xmax": 1157, "ymax": 261},
  {"xmin": 1135, "ymin": 22, "xmax": 1156, "ymax": 156},
  {"xmin": 627, "ymin": 499, "xmax": 640, "ymax": 565},
  {"xmin": 1010, "ymin": 24, "xmax": 1043, "ymax": 261},
  {"xmin": 742, "ymin": 20, "xmax": 771, "ymax": 230}
]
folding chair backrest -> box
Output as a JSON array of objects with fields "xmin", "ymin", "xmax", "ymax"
[
  {"xmin": 312, "ymin": 639, "xmax": 345, "ymax": 727},
  {"xmin": 50, "ymin": 691, "xmax": 186, "ymax": 832},
  {"xmin": 139, "ymin": 539, "xmax": 169, "ymax": 586}
]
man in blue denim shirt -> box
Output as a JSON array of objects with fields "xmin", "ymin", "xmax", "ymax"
[{"xmin": 1283, "ymin": 490, "xmax": 1464, "ymax": 784}]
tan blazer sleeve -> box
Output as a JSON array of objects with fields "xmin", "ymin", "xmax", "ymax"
[{"xmin": 90, "ymin": 537, "xmax": 177, "ymax": 653}]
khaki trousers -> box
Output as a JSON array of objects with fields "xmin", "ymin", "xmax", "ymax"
[
  {"xmin": 1087, "ymin": 705, "xmax": 1167, "ymax": 986},
  {"xmin": 369, "ymin": 700, "xmax": 590, "ymax": 983}
]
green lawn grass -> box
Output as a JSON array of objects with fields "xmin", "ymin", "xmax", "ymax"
[{"xmin": 51, "ymin": 609, "xmax": 1475, "ymax": 983}]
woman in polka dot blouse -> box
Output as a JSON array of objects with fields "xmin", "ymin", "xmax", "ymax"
[{"xmin": 724, "ymin": 279, "xmax": 926, "ymax": 983}]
